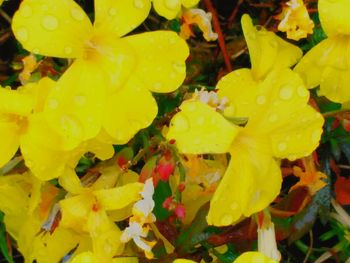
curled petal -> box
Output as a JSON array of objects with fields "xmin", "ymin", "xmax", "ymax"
[
  {"xmin": 319, "ymin": 0, "xmax": 350, "ymax": 37},
  {"xmin": 94, "ymin": 0, "xmax": 151, "ymax": 37},
  {"xmin": 166, "ymin": 101, "xmax": 239, "ymax": 154},
  {"xmin": 153, "ymin": 0, "xmax": 181, "ymax": 19},
  {"xmin": 207, "ymin": 142, "xmax": 281, "ymax": 226},
  {"xmin": 123, "ymin": 31, "xmax": 189, "ymax": 93},
  {"xmin": 12, "ymin": 0, "xmax": 93, "ymax": 58},
  {"xmin": 241, "ymin": 14, "xmax": 302, "ymax": 80}
]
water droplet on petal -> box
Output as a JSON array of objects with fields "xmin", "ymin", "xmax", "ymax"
[
  {"xmin": 42, "ymin": 15, "xmax": 59, "ymax": 31},
  {"xmin": 221, "ymin": 214, "xmax": 233, "ymax": 225},
  {"xmin": 256, "ymin": 95, "xmax": 266, "ymax": 105},
  {"xmin": 33, "ymin": 48, "xmax": 40, "ymax": 54},
  {"xmin": 71, "ymin": 8, "xmax": 85, "ymax": 21},
  {"xmin": 153, "ymin": 82, "xmax": 162, "ymax": 91},
  {"xmin": 297, "ymin": 85, "xmax": 309, "ymax": 98},
  {"xmin": 171, "ymin": 114, "xmax": 189, "ymax": 132},
  {"xmin": 134, "ymin": 0, "xmax": 145, "ymax": 9},
  {"xmin": 64, "ymin": 46, "xmax": 73, "ymax": 55},
  {"xmin": 279, "ymin": 86, "xmax": 294, "ymax": 100},
  {"xmin": 47, "ymin": 99, "xmax": 59, "ymax": 109},
  {"xmin": 172, "ymin": 62, "xmax": 185, "ymax": 73},
  {"xmin": 230, "ymin": 202, "xmax": 238, "ymax": 210},
  {"xmin": 196, "ymin": 116, "xmax": 205, "ymax": 125},
  {"xmin": 277, "ymin": 142, "xmax": 287, "ymax": 152},
  {"xmin": 268, "ymin": 114, "xmax": 278, "ymax": 123},
  {"xmin": 108, "ymin": 7, "xmax": 117, "ymax": 16},
  {"xmin": 74, "ymin": 95, "xmax": 86, "ymax": 106},
  {"xmin": 16, "ymin": 27, "xmax": 29, "ymax": 42},
  {"xmin": 311, "ymin": 130, "xmax": 321, "ymax": 143},
  {"xmin": 20, "ymin": 5, "xmax": 32, "ymax": 17}
]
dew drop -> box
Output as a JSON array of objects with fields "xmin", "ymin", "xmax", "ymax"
[
  {"xmin": 297, "ymin": 85, "xmax": 309, "ymax": 98},
  {"xmin": 33, "ymin": 48, "xmax": 40, "ymax": 54},
  {"xmin": 230, "ymin": 202, "xmax": 238, "ymax": 210},
  {"xmin": 134, "ymin": 0, "xmax": 145, "ymax": 9},
  {"xmin": 42, "ymin": 15, "xmax": 59, "ymax": 31},
  {"xmin": 172, "ymin": 62, "xmax": 185, "ymax": 73},
  {"xmin": 47, "ymin": 99, "xmax": 59, "ymax": 109},
  {"xmin": 221, "ymin": 214, "xmax": 233, "ymax": 226},
  {"xmin": 311, "ymin": 130, "xmax": 320, "ymax": 143},
  {"xmin": 172, "ymin": 114, "xmax": 189, "ymax": 132},
  {"xmin": 277, "ymin": 142, "xmax": 287, "ymax": 152},
  {"xmin": 21, "ymin": 5, "xmax": 32, "ymax": 17},
  {"xmin": 165, "ymin": 0, "xmax": 179, "ymax": 9},
  {"xmin": 64, "ymin": 46, "xmax": 73, "ymax": 55},
  {"xmin": 108, "ymin": 7, "xmax": 117, "ymax": 16},
  {"xmin": 256, "ymin": 95, "xmax": 266, "ymax": 105},
  {"xmin": 279, "ymin": 86, "xmax": 294, "ymax": 100},
  {"xmin": 71, "ymin": 8, "xmax": 85, "ymax": 21},
  {"xmin": 16, "ymin": 28, "xmax": 29, "ymax": 42},
  {"xmin": 74, "ymin": 95, "xmax": 86, "ymax": 106},
  {"xmin": 268, "ymin": 114, "xmax": 278, "ymax": 123},
  {"xmin": 153, "ymin": 82, "xmax": 162, "ymax": 91},
  {"xmin": 196, "ymin": 116, "xmax": 205, "ymax": 125}
]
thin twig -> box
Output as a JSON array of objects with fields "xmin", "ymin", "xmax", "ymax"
[
  {"xmin": 227, "ymin": 0, "xmax": 244, "ymax": 28},
  {"xmin": 203, "ymin": 0, "xmax": 233, "ymax": 72},
  {"xmin": 303, "ymin": 230, "xmax": 313, "ymax": 263},
  {"xmin": 0, "ymin": 8, "xmax": 11, "ymax": 24}
]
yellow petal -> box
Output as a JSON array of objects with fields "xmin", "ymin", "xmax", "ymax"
[
  {"xmin": 217, "ymin": 68, "xmax": 259, "ymax": 118},
  {"xmin": 102, "ymin": 78, "xmax": 157, "ymax": 144},
  {"xmin": 84, "ymin": 33, "xmax": 137, "ymax": 93},
  {"xmin": 94, "ymin": 182, "xmax": 143, "ymax": 211},
  {"xmin": 173, "ymin": 260, "xmax": 196, "ymax": 263},
  {"xmin": 182, "ymin": 0, "xmax": 200, "ymax": 8},
  {"xmin": 60, "ymin": 193, "xmax": 95, "ymax": 232},
  {"xmin": 167, "ymin": 101, "xmax": 239, "ymax": 154},
  {"xmin": 0, "ymin": 174, "xmax": 30, "ymax": 216},
  {"xmin": 94, "ymin": 0, "xmax": 151, "ymax": 37},
  {"xmin": 233, "ymin": 252, "xmax": 278, "ymax": 263},
  {"xmin": 207, "ymin": 140, "xmax": 281, "ymax": 226},
  {"xmin": 112, "ymin": 257, "xmax": 139, "ymax": 263},
  {"xmin": 44, "ymin": 60, "xmax": 106, "ymax": 150},
  {"xmin": 71, "ymin": 252, "xmax": 99, "ymax": 263},
  {"xmin": 29, "ymin": 226, "xmax": 81, "ymax": 263},
  {"xmin": 12, "ymin": 0, "xmax": 93, "ymax": 58},
  {"xmin": 241, "ymin": 14, "xmax": 302, "ymax": 80},
  {"xmin": 58, "ymin": 168, "xmax": 83, "ymax": 194},
  {"xmin": 245, "ymin": 69, "xmax": 324, "ymax": 160},
  {"xmin": 153, "ymin": 0, "xmax": 181, "ymax": 19},
  {"xmin": 0, "ymin": 117, "xmax": 20, "ymax": 167},
  {"xmin": 0, "ymin": 88, "xmax": 34, "ymax": 116},
  {"xmin": 87, "ymin": 208, "xmax": 124, "ymax": 260},
  {"xmin": 294, "ymin": 37, "xmax": 350, "ymax": 102},
  {"xmin": 319, "ymin": 0, "xmax": 350, "ymax": 36},
  {"xmin": 20, "ymin": 114, "xmax": 85, "ymax": 181},
  {"xmin": 123, "ymin": 31, "xmax": 189, "ymax": 93}
]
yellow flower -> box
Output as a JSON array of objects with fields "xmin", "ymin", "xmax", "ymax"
[
  {"xmin": 59, "ymin": 180, "xmax": 144, "ymax": 260},
  {"xmin": 277, "ymin": 0, "xmax": 314, "ymax": 41},
  {"xmin": 153, "ymin": 0, "xmax": 200, "ymax": 19},
  {"xmin": 166, "ymin": 14, "xmax": 323, "ymax": 226},
  {"xmin": 0, "ymin": 173, "xmax": 81, "ymax": 263},
  {"xmin": 0, "ymin": 78, "xmax": 52, "ymax": 168},
  {"xmin": 12, "ymin": 0, "xmax": 189, "ymax": 145},
  {"xmin": 180, "ymin": 9, "xmax": 218, "ymax": 41},
  {"xmin": 70, "ymin": 251, "xmax": 138, "ymax": 263},
  {"xmin": 294, "ymin": 0, "xmax": 350, "ymax": 103}
]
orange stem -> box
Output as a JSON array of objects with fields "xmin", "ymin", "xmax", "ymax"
[{"xmin": 203, "ymin": 0, "xmax": 233, "ymax": 72}]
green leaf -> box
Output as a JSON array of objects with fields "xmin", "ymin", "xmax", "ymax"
[{"xmin": 153, "ymin": 180, "xmax": 172, "ymax": 221}]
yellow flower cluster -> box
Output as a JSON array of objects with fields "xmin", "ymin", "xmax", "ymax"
[
  {"xmin": 167, "ymin": 14, "xmax": 324, "ymax": 226},
  {"xmin": 2, "ymin": 0, "xmax": 189, "ymax": 191}
]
